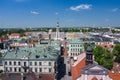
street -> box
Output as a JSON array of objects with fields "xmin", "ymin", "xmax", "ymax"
[{"xmin": 56, "ymin": 56, "xmax": 72, "ymax": 80}]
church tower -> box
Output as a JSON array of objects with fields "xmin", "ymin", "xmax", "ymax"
[
  {"xmin": 56, "ymin": 22, "xmax": 59, "ymax": 40},
  {"xmin": 86, "ymin": 45, "xmax": 93, "ymax": 65}
]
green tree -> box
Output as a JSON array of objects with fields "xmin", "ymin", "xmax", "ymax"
[
  {"xmin": 93, "ymin": 46, "xmax": 113, "ymax": 70},
  {"xmin": 84, "ymin": 43, "xmax": 89, "ymax": 51},
  {"xmin": 112, "ymin": 44, "xmax": 120, "ymax": 63},
  {"xmin": 0, "ymin": 52, "xmax": 2, "ymax": 58}
]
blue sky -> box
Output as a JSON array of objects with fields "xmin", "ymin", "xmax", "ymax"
[{"xmin": 0, "ymin": 0, "xmax": 120, "ymax": 28}]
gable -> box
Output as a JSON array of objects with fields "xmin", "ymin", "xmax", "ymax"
[
  {"xmin": 82, "ymin": 63, "xmax": 108, "ymax": 75},
  {"xmin": 90, "ymin": 66, "xmax": 103, "ymax": 70}
]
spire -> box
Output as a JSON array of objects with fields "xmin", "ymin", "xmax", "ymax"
[
  {"xmin": 57, "ymin": 22, "xmax": 59, "ymax": 27},
  {"xmin": 56, "ymin": 22, "xmax": 60, "ymax": 40}
]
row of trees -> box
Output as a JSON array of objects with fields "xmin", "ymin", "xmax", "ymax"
[{"xmin": 1, "ymin": 28, "xmax": 120, "ymax": 37}]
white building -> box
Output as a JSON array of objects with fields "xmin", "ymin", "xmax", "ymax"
[
  {"xmin": 68, "ymin": 39, "xmax": 84, "ymax": 57},
  {"xmin": 2, "ymin": 40, "xmax": 61, "ymax": 74}
]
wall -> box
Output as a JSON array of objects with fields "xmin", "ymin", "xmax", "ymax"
[{"xmin": 71, "ymin": 58, "xmax": 86, "ymax": 80}]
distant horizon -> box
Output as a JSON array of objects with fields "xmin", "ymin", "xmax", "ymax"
[
  {"xmin": 0, "ymin": 25, "xmax": 120, "ymax": 29},
  {"xmin": 0, "ymin": 0, "xmax": 120, "ymax": 28}
]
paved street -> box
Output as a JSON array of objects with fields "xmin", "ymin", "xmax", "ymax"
[
  {"xmin": 56, "ymin": 56, "xmax": 72, "ymax": 80},
  {"xmin": 56, "ymin": 57, "xmax": 66, "ymax": 80},
  {"xmin": 57, "ymin": 42, "xmax": 72, "ymax": 80},
  {"xmin": 60, "ymin": 56, "xmax": 72, "ymax": 80}
]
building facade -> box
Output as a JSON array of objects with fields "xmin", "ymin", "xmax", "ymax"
[
  {"xmin": 68, "ymin": 39, "xmax": 84, "ymax": 57},
  {"xmin": 2, "ymin": 40, "xmax": 61, "ymax": 74}
]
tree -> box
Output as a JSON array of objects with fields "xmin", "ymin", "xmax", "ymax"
[
  {"xmin": 112, "ymin": 44, "xmax": 120, "ymax": 63},
  {"xmin": 0, "ymin": 52, "xmax": 2, "ymax": 58},
  {"xmin": 84, "ymin": 43, "xmax": 89, "ymax": 51},
  {"xmin": 93, "ymin": 46, "xmax": 113, "ymax": 70}
]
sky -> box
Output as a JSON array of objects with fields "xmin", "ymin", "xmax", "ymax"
[{"xmin": 0, "ymin": 0, "xmax": 120, "ymax": 28}]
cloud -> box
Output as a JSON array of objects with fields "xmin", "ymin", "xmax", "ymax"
[
  {"xmin": 55, "ymin": 12, "xmax": 59, "ymax": 15},
  {"xmin": 111, "ymin": 8, "xmax": 119, "ymax": 12},
  {"xmin": 30, "ymin": 11, "xmax": 39, "ymax": 15},
  {"xmin": 70, "ymin": 4, "xmax": 92, "ymax": 11}
]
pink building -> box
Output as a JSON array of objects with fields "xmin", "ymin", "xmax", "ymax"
[
  {"xmin": 0, "ymin": 37, "xmax": 3, "ymax": 43},
  {"xmin": 9, "ymin": 33, "xmax": 20, "ymax": 39}
]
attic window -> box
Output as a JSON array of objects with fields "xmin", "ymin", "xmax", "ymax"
[
  {"xmin": 36, "ymin": 55, "xmax": 40, "ymax": 58},
  {"xmin": 44, "ymin": 55, "xmax": 47, "ymax": 58}
]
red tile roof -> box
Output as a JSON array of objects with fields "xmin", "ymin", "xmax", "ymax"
[
  {"xmin": 109, "ymin": 70, "xmax": 120, "ymax": 80},
  {"xmin": 71, "ymin": 53, "xmax": 86, "ymax": 80},
  {"xmin": 10, "ymin": 33, "xmax": 20, "ymax": 36},
  {"xmin": 96, "ymin": 44, "xmax": 115, "ymax": 49},
  {"xmin": 38, "ymin": 74, "xmax": 55, "ymax": 80},
  {"xmin": 0, "ymin": 73, "xmax": 55, "ymax": 80}
]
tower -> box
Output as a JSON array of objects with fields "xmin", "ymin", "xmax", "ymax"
[
  {"xmin": 56, "ymin": 22, "xmax": 59, "ymax": 40},
  {"xmin": 48, "ymin": 29, "xmax": 52, "ymax": 40},
  {"xmin": 86, "ymin": 45, "xmax": 93, "ymax": 65}
]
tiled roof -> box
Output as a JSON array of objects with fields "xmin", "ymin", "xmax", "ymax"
[
  {"xmin": 10, "ymin": 33, "xmax": 20, "ymax": 36},
  {"xmin": 39, "ymin": 74, "xmax": 55, "ymax": 80},
  {"xmin": 72, "ymin": 53, "xmax": 86, "ymax": 67}
]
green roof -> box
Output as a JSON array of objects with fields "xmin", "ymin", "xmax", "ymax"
[
  {"xmin": 69, "ymin": 39, "xmax": 84, "ymax": 44},
  {"xmin": 4, "ymin": 40, "xmax": 60, "ymax": 61}
]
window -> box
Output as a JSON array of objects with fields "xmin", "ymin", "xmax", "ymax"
[
  {"xmin": 39, "ymin": 62, "xmax": 41, "ymax": 66},
  {"xmin": 14, "ymin": 68, "xmax": 17, "ymax": 72},
  {"xmin": 5, "ymin": 61, "xmax": 7, "ymax": 65},
  {"xmin": 35, "ymin": 62, "xmax": 37, "ymax": 66},
  {"xmin": 10, "ymin": 67, "xmax": 12, "ymax": 72},
  {"xmin": 49, "ymin": 68, "xmax": 51, "ymax": 72},
  {"xmin": 30, "ymin": 62, "xmax": 32, "ymax": 66},
  {"xmin": 18, "ymin": 62, "xmax": 20, "ymax": 65},
  {"xmin": 39, "ymin": 68, "xmax": 42, "ymax": 72},
  {"xmin": 24, "ymin": 62, "xmax": 26, "ymax": 66},
  {"xmin": 14, "ymin": 62, "xmax": 16, "ymax": 65},
  {"xmin": 19, "ymin": 68, "xmax": 21, "ymax": 72},
  {"xmin": 49, "ymin": 62, "xmax": 51, "ymax": 66},
  {"xmin": 9, "ymin": 61, "xmax": 11, "ymax": 65},
  {"xmin": 5, "ymin": 67, "xmax": 8, "ymax": 71},
  {"xmin": 35, "ymin": 68, "xmax": 37, "ymax": 72}
]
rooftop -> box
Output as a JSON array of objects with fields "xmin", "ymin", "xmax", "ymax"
[
  {"xmin": 3, "ymin": 40, "xmax": 60, "ymax": 61},
  {"xmin": 69, "ymin": 39, "xmax": 84, "ymax": 44},
  {"xmin": 72, "ymin": 53, "xmax": 86, "ymax": 67},
  {"xmin": 9, "ymin": 33, "xmax": 20, "ymax": 36}
]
